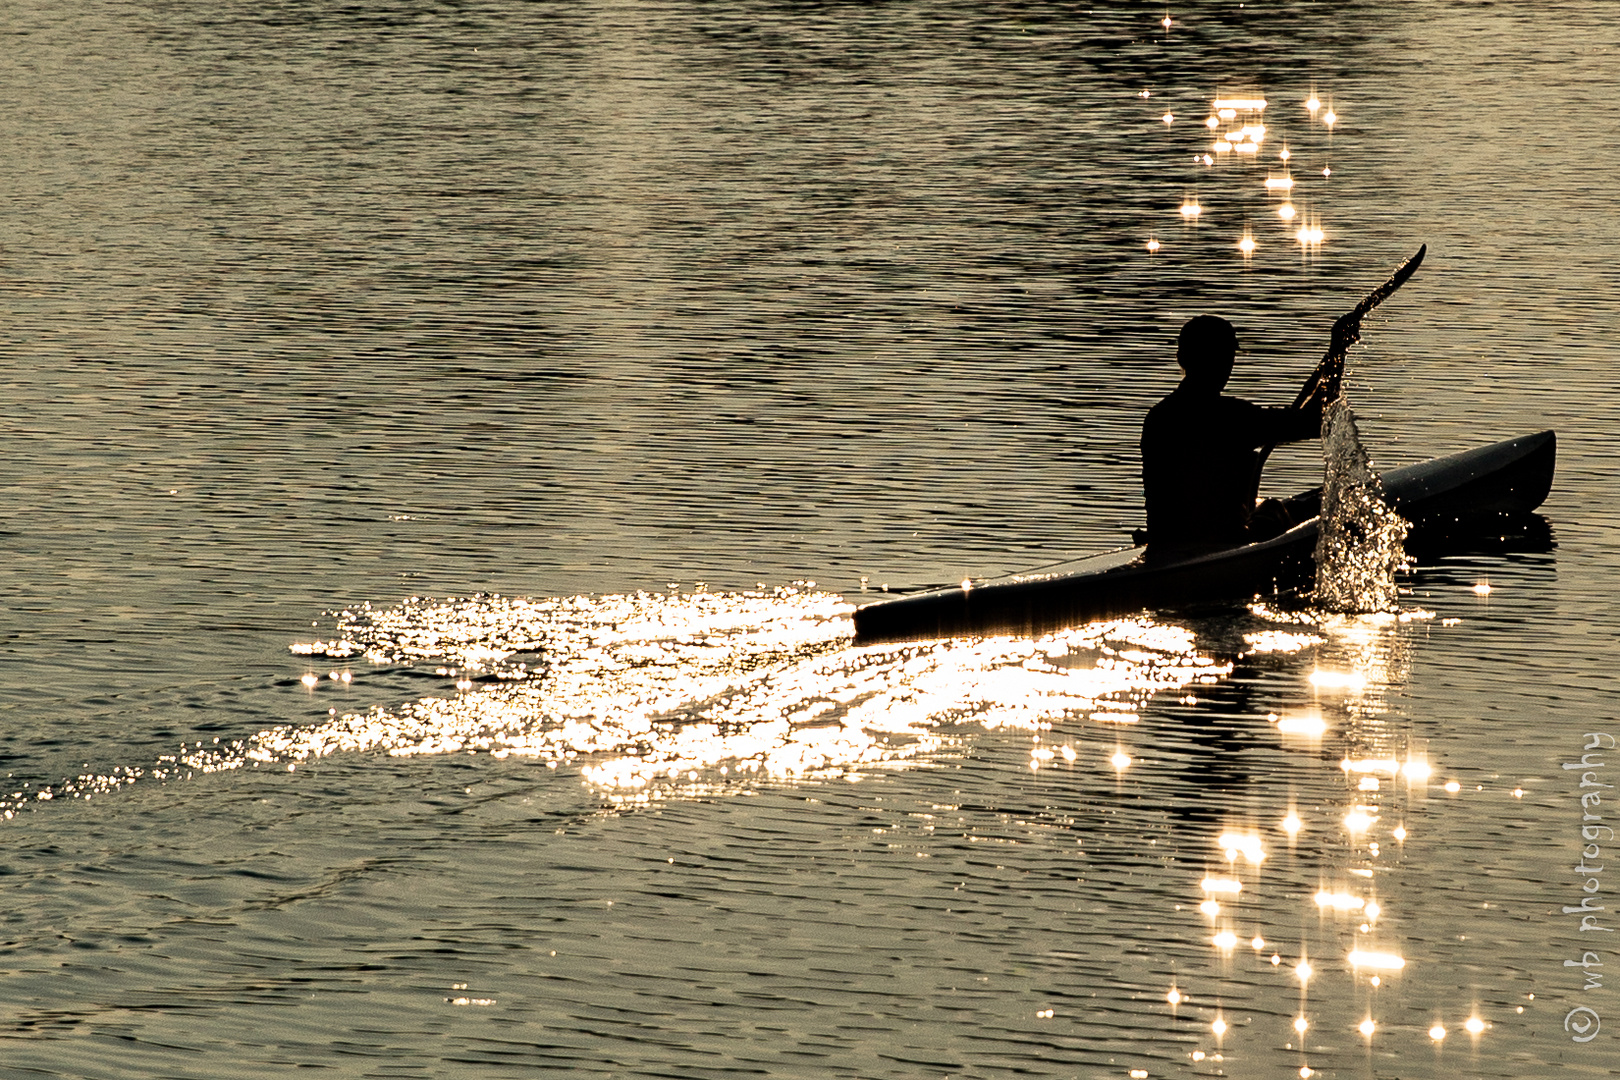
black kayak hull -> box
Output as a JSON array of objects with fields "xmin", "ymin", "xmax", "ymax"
[{"xmin": 851, "ymin": 431, "xmax": 1556, "ymax": 644}]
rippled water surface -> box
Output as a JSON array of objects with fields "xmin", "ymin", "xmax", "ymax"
[{"xmin": 4, "ymin": 1, "xmax": 1619, "ymax": 1077}]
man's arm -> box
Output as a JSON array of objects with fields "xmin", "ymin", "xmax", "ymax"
[{"xmin": 1239, "ymin": 398, "xmax": 1322, "ymax": 450}]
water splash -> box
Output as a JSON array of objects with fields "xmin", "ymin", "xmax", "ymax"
[{"xmin": 1315, "ymin": 398, "xmax": 1410, "ymax": 613}]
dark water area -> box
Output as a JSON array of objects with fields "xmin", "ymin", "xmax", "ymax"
[{"xmin": 3, "ymin": 1, "xmax": 1619, "ymax": 1076}]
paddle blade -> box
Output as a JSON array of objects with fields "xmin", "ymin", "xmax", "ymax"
[
  {"xmin": 1293, "ymin": 244, "xmax": 1427, "ymax": 410},
  {"xmin": 1329, "ymin": 243, "xmax": 1427, "ymax": 358}
]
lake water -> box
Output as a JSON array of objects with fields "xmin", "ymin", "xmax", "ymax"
[{"xmin": 4, "ymin": 1, "xmax": 1619, "ymax": 1077}]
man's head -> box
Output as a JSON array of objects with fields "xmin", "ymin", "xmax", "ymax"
[{"xmin": 1176, "ymin": 315, "xmax": 1239, "ymax": 389}]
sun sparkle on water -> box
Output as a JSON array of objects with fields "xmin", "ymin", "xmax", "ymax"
[
  {"xmin": 1315, "ymin": 890, "xmax": 1366, "ymax": 912},
  {"xmin": 174, "ymin": 591, "xmax": 1236, "ymax": 807},
  {"xmin": 1348, "ymin": 949, "xmax": 1406, "ymax": 971},
  {"xmin": 1344, "ymin": 810, "xmax": 1376, "ymax": 832},
  {"xmin": 1277, "ymin": 712, "xmax": 1327, "ymax": 737}
]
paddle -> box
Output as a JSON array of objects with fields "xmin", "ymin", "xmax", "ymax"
[{"xmin": 1252, "ymin": 244, "xmax": 1427, "ymax": 487}]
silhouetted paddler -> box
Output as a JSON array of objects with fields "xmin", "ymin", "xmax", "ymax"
[{"xmin": 1141, "ymin": 315, "xmax": 1322, "ymax": 561}]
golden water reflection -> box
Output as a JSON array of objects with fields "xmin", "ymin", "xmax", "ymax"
[
  {"xmin": 263, "ymin": 587, "xmax": 1237, "ymax": 804},
  {"xmin": 1146, "ymin": 78, "xmax": 1347, "ymax": 259},
  {"xmin": 1, "ymin": 582, "xmax": 1501, "ymax": 1075},
  {"xmin": 271, "ymin": 588, "xmax": 1485, "ymax": 1075},
  {"xmin": 16, "ymin": 583, "xmax": 1420, "ymax": 815},
  {"xmin": 1156, "ymin": 601, "xmax": 1506, "ymax": 1075}
]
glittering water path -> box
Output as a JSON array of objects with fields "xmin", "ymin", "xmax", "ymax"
[{"xmin": 10, "ymin": 581, "xmax": 1503, "ymax": 1075}]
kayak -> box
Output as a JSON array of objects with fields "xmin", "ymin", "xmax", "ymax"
[{"xmin": 851, "ymin": 430, "xmax": 1556, "ymax": 644}]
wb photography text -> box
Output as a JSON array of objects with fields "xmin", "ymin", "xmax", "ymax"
[{"xmin": 1563, "ymin": 730, "xmax": 1614, "ymax": 1044}]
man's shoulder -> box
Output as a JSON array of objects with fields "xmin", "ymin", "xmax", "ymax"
[{"xmin": 1142, "ymin": 393, "xmax": 1182, "ymax": 437}]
